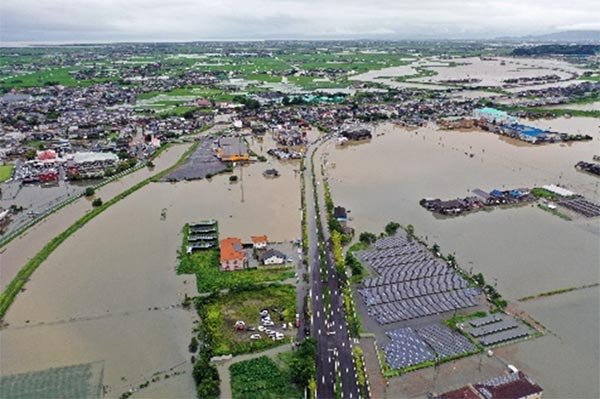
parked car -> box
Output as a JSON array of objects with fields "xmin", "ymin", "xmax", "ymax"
[
  {"xmin": 272, "ymin": 332, "xmax": 285, "ymax": 341},
  {"xmin": 250, "ymin": 334, "xmax": 261, "ymax": 340},
  {"xmin": 258, "ymin": 325, "xmax": 265, "ymax": 332}
]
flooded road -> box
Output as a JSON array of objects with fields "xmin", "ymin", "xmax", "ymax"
[
  {"xmin": 322, "ymin": 121, "xmax": 599, "ymax": 397},
  {"xmin": 0, "ymin": 141, "xmax": 301, "ymax": 396}
]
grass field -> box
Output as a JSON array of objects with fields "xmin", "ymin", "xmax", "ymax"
[
  {"xmin": 201, "ymin": 285, "xmax": 296, "ymax": 356},
  {"xmin": 0, "ymin": 164, "xmax": 14, "ymax": 182},
  {"xmin": 230, "ymin": 354, "xmax": 303, "ymax": 399}
]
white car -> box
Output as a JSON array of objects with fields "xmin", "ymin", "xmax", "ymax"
[
  {"xmin": 257, "ymin": 325, "xmax": 265, "ymax": 332},
  {"xmin": 260, "ymin": 310, "xmax": 269, "ymax": 317},
  {"xmin": 250, "ymin": 334, "xmax": 261, "ymax": 340},
  {"xmin": 263, "ymin": 320, "xmax": 275, "ymax": 326},
  {"xmin": 272, "ymin": 332, "xmax": 285, "ymax": 340}
]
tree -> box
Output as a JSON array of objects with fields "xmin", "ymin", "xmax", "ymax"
[
  {"xmin": 432, "ymin": 243, "xmax": 440, "ymax": 254},
  {"xmin": 359, "ymin": 232, "xmax": 377, "ymax": 245},
  {"xmin": 189, "ymin": 337, "xmax": 198, "ymax": 353},
  {"xmin": 84, "ymin": 187, "xmax": 95, "ymax": 197},
  {"xmin": 290, "ymin": 338, "xmax": 317, "ymax": 387},
  {"xmin": 473, "ymin": 273, "xmax": 486, "ymax": 287},
  {"xmin": 406, "ymin": 224, "xmax": 415, "ymax": 238},
  {"xmin": 92, "ymin": 198, "xmax": 103, "ymax": 207},
  {"xmin": 24, "ymin": 149, "xmax": 37, "ymax": 160},
  {"xmin": 446, "ymin": 253, "xmax": 456, "ymax": 266},
  {"xmin": 385, "ymin": 222, "xmax": 401, "ymax": 236}
]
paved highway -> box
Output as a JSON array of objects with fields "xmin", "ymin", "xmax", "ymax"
[{"xmin": 304, "ymin": 140, "xmax": 363, "ymax": 399}]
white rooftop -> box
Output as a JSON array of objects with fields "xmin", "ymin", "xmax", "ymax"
[{"xmin": 543, "ymin": 184, "xmax": 576, "ymax": 197}]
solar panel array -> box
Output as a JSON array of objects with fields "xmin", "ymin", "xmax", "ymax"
[
  {"xmin": 466, "ymin": 314, "xmax": 531, "ymax": 346},
  {"xmin": 559, "ymin": 197, "xmax": 600, "ymax": 218},
  {"xmin": 357, "ymin": 235, "xmax": 480, "ymax": 325},
  {"xmin": 384, "ymin": 323, "xmax": 478, "ymax": 369},
  {"xmin": 368, "ymin": 289, "xmax": 479, "ymax": 324},
  {"xmin": 384, "ymin": 327, "xmax": 435, "ymax": 369},
  {"xmin": 416, "ymin": 324, "xmax": 478, "ymax": 358}
]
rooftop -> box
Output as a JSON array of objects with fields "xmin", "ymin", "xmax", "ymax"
[{"xmin": 219, "ymin": 237, "xmax": 246, "ymax": 262}]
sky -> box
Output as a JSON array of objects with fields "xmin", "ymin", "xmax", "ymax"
[{"xmin": 1, "ymin": 0, "xmax": 600, "ymax": 43}]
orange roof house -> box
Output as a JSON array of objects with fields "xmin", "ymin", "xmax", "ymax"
[
  {"xmin": 251, "ymin": 235, "xmax": 268, "ymax": 248},
  {"xmin": 219, "ymin": 237, "xmax": 247, "ymax": 271}
]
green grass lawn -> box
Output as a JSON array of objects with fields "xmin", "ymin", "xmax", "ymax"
[
  {"xmin": 531, "ymin": 187, "xmax": 558, "ymax": 200},
  {"xmin": 202, "ymin": 285, "xmax": 297, "ymax": 356},
  {"xmin": 230, "ymin": 354, "xmax": 303, "ymax": 399},
  {"xmin": 0, "ymin": 164, "xmax": 14, "ymax": 182}
]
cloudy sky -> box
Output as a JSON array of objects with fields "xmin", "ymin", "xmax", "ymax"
[{"xmin": 1, "ymin": 0, "xmax": 599, "ymax": 42}]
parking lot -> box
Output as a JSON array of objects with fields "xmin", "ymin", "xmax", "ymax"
[{"xmin": 161, "ymin": 138, "xmax": 227, "ymax": 181}]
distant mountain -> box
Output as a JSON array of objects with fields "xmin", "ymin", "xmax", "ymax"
[{"xmin": 500, "ymin": 30, "xmax": 600, "ymax": 43}]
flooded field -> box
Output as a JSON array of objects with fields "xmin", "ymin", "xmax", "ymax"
[
  {"xmin": 350, "ymin": 56, "xmax": 588, "ymax": 92},
  {"xmin": 545, "ymin": 101, "xmax": 600, "ymax": 112},
  {"xmin": 322, "ymin": 121, "xmax": 599, "ymax": 396},
  {"xmin": 0, "ymin": 142, "xmax": 301, "ymax": 396}
]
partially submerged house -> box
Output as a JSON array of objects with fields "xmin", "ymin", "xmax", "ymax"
[
  {"xmin": 216, "ymin": 137, "xmax": 249, "ymax": 162},
  {"xmin": 259, "ymin": 249, "xmax": 287, "ymax": 265},
  {"xmin": 251, "ymin": 235, "xmax": 268, "ymax": 249},
  {"xmin": 334, "ymin": 206, "xmax": 348, "ymax": 223},
  {"xmin": 219, "ymin": 237, "xmax": 248, "ymax": 271}
]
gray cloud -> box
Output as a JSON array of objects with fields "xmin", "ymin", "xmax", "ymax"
[{"xmin": 1, "ymin": 0, "xmax": 599, "ymax": 42}]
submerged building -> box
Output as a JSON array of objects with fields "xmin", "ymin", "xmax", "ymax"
[{"xmin": 473, "ymin": 107, "xmax": 517, "ymax": 125}]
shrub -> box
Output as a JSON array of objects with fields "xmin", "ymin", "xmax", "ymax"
[
  {"xmin": 92, "ymin": 198, "xmax": 103, "ymax": 207},
  {"xmin": 385, "ymin": 222, "xmax": 400, "ymax": 236},
  {"xmin": 84, "ymin": 187, "xmax": 95, "ymax": 197},
  {"xmin": 359, "ymin": 232, "xmax": 377, "ymax": 245}
]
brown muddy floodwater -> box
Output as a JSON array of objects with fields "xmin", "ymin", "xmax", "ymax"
[
  {"xmin": 0, "ymin": 142, "xmax": 301, "ymax": 397},
  {"xmin": 322, "ymin": 121, "xmax": 599, "ymax": 398}
]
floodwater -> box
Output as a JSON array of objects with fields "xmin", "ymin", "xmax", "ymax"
[
  {"xmin": 0, "ymin": 142, "xmax": 301, "ymax": 397},
  {"xmin": 322, "ymin": 121, "xmax": 599, "ymax": 397},
  {"xmin": 544, "ymin": 101, "xmax": 600, "ymax": 112},
  {"xmin": 0, "ymin": 144, "xmax": 189, "ymax": 291},
  {"xmin": 350, "ymin": 56, "xmax": 588, "ymax": 92}
]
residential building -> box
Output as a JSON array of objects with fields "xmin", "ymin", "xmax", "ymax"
[
  {"xmin": 251, "ymin": 235, "xmax": 268, "ymax": 249},
  {"xmin": 219, "ymin": 237, "xmax": 247, "ymax": 271},
  {"xmin": 260, "ymin": 249, "xmax": 287, "ymax": 265}
]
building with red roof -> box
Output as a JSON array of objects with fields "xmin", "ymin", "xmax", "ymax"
[{"xmin": 219, "ymin": 237, "xmax": 247, "ymax": 271}]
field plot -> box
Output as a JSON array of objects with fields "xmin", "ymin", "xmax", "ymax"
[
  {"xmin": 199, "ymin": 285, "xmax": 297, "ymax": 356},
  {"xmin": 230, "ymin": 354, "xmax": 303, "ymax": 399},
  {"xmin": 0, "ymin": 361, "xmax": 104, "ymax": 399}
]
